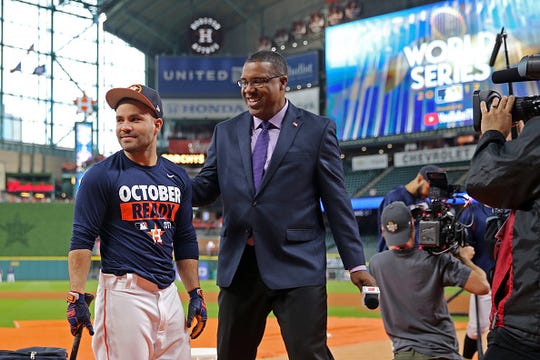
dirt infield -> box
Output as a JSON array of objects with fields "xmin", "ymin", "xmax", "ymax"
[{"xmin": 0, "ymin": 291, "xmax": 472, "ymax": 359}]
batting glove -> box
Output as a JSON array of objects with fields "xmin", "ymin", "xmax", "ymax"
[
  {"xmin": 66, "ymin": 291, "xmax": 95, "ymax": 336},
  {"xmin": 187, "ymin": 287, "xmax": 207, "ymax": 339}
]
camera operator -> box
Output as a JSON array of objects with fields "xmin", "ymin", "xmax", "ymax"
[
  {"xmin": 466, "ymin": 95, "xmax": 540, "ymax": 360},
  {"xmin": 377, "ymin": 164, "xmax": 444, "ymax": 252},
  {"xmin": 369, "ymin": 201, "xmax": 489, "ymax": 360}
]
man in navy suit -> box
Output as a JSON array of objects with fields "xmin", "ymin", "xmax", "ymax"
[{"xmin": 192, "ymin": 50, "xmax": 375, "ymax": 359}]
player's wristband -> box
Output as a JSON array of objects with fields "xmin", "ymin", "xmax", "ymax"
[
  {"xmin": 189, "ymin": 287, "xmax": 203, "ymax": 299},
  {"xmin": 67, "ymin": 291, "xmax": 83, "ymax": 304}
]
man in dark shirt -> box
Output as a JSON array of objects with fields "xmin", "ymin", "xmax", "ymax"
[{"xmin": 377, "ymin": 164, "xmax": 443, "ymax": 251}]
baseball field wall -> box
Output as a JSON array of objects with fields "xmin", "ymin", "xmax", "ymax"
[
  {"xmin": 0, "ymin": 202, "xmax": 221, "ymax": 281},
  {"xmin": 0, "ymin": 203, "xmax": 74, "ymax": 256},
  {"xmin": 0, "ymin": 202, "xmax": 73, "ymax": 280}
]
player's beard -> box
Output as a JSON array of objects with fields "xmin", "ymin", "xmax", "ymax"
[{"xmin": 118, "ymin": 134, "xmax": 157, "ymax": 162}]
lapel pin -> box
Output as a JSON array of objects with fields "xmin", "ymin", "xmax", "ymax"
[{"xmin": 292, "ymin": 121, "xmax": 298, "ymax": 127}]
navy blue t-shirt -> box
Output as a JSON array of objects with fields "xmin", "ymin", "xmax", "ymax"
[
  {"xmin": 70, "ymin": 151, "xmax": 198, "ymax": 289},
  {"xmin": 458, "ymin": 202, "xmax": 496, "ymax": 274}
]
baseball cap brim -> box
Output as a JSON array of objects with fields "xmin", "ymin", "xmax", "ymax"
[
  {"xmin": 383, "ymin": 226, "xmax": 411, "ymax": 247},
  {"xmin": 106, "ymin": 88, "xmax": 160, "ymax": 118}
]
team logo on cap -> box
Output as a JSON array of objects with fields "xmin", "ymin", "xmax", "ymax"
[
  {"xmin": 129, "ymin": 84, "xmax": 143, "ymax": 93},
  {"xmin": 385, "ymin": 221, "xmax": 399, "ymax": 233}
]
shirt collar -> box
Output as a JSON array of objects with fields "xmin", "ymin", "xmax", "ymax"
[{"xmin": 253, "ymin": 99, "xmax": 288, "ymax": 130}]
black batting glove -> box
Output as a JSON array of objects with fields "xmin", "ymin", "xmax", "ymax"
[
  {"xmin": 187, "ymin": 288, "xmax": 207, "ymax": 339},
  {"xmin": 66, "ymin": 291, "xmax": 94, "ymax": 336}
]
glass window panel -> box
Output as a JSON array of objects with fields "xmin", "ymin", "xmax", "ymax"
[{"xmin": 1, "ymin": 1, "xmax": 145, "ymax": 155}]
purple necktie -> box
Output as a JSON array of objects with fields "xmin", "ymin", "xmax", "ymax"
[{"xmin": 252, "ymin": 121, "xmax": 271, "ymax": 191}]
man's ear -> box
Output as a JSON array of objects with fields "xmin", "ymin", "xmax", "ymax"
[
  {"xmin": 280, "ymin": 75, "xmax": 288, "ymax": 90},
  {"xmin": 154, "ymin": 118, "xmax": 163, "ymax": 134}
]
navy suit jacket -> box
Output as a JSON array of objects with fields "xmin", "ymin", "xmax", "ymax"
[{"xmin": 192, "ymin": 102, "xmax": 366, "ymax": 289}]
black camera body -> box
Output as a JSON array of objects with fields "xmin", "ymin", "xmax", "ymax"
[
  {"xmin": 472, "ymin": 89, "xmax": 540, "ymax": 132},
  {"xmin": 472, "ymin": 54, "xmax": 540, "ymax": 132},
  {"xmin": 416, "ymin": 172, "xmax": 467, "ymax": 254}
]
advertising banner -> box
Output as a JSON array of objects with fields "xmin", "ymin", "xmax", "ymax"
[
  {"xmin": 393, "ymin": 144, "xmax": 477, "ymax": 167},
  {"xmin": 162, "ymin": 98, "xmax": 245, "ymax": 119},
  {"xmin": 157, "ymin": 56, "xmax": 244, "ymax": 97},
  {"xmin": 158, "ymin": 51, "xmax": 321, "ymax": 98},
  {"xmin": 325, "ymin": 0, "xmax": 540, "ymax": 141},
  {"xmin": 285, "ymin": 51, "xmax": 319, "ymax": 89}
]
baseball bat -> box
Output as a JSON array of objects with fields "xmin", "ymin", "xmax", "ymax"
[{"xmin": 69, "ymin": 293, "xmax": 95, "ymax": 360}]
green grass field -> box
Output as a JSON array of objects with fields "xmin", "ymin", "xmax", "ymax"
[
  {"xmin": 0, "ymin": 280, "xmax": 467, "ymax": 327},
  {"xmin": 0, "ymin": 280, "xmax": 375, "ymax": 327},
  {"xmin": 0, "ymin": 279, "xmax": 365, "ymax": 294}
]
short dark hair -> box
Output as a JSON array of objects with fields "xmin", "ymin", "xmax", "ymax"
[{"xmin": 246, "ymin": 50, "xmax": 288, "ymax": 76}]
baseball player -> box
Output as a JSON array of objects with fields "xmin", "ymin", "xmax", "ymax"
[{"xmin": 66, "ymin": 84, "xmax": 207, "ymax": 359}]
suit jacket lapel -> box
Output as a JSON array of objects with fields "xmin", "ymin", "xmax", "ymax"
[
  {"xmin": 259, "ymin": 104, "xmax": 302, "ymax": 190},
  {"xmin": 236, "ymin": 113, "xmax": 256, "ymax": 190}
]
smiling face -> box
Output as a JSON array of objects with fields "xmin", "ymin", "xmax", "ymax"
[
  {"xmin": 115, "ymin": 99, "xmax": 162, "ymax": 165},
  {"xmin": 240, "ymin": 61, "xmax": 287, "ymax": 120}
]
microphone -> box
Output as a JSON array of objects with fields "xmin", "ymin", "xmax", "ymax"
[
  {"xmin": 517, "ymin": 54, "xmax": 540, "ymax": 78},
  {"xmin": 491, "ymin": 67, "xmax": 520, "ymax": 84},
  {"xmin": 492, "ymin": 54, "xmax": 540, "ymax": 83},
  {"xmin": 362, "ymin": 286, "xmax": 380, "ymax": 309},
  {"xmin": 488, "ymin": 28, "xmax": 504, "ymax": 67}
]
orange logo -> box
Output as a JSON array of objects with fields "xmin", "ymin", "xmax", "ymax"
[
  {"xmin": 128, "ymin": 84, "xmax": 143, "ymax": 93},
  {"xmin": 148, "ymin": 223, "xmax": 165, "ymax": 244}
]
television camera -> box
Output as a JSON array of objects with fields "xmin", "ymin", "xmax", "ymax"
[
  {"xmin": 415, "ymin": 172, "xmax": 468, "ymax": 255},
  {"xmin": 473, "ymin": 54, "xmax": 540, "ymax": 132}
]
